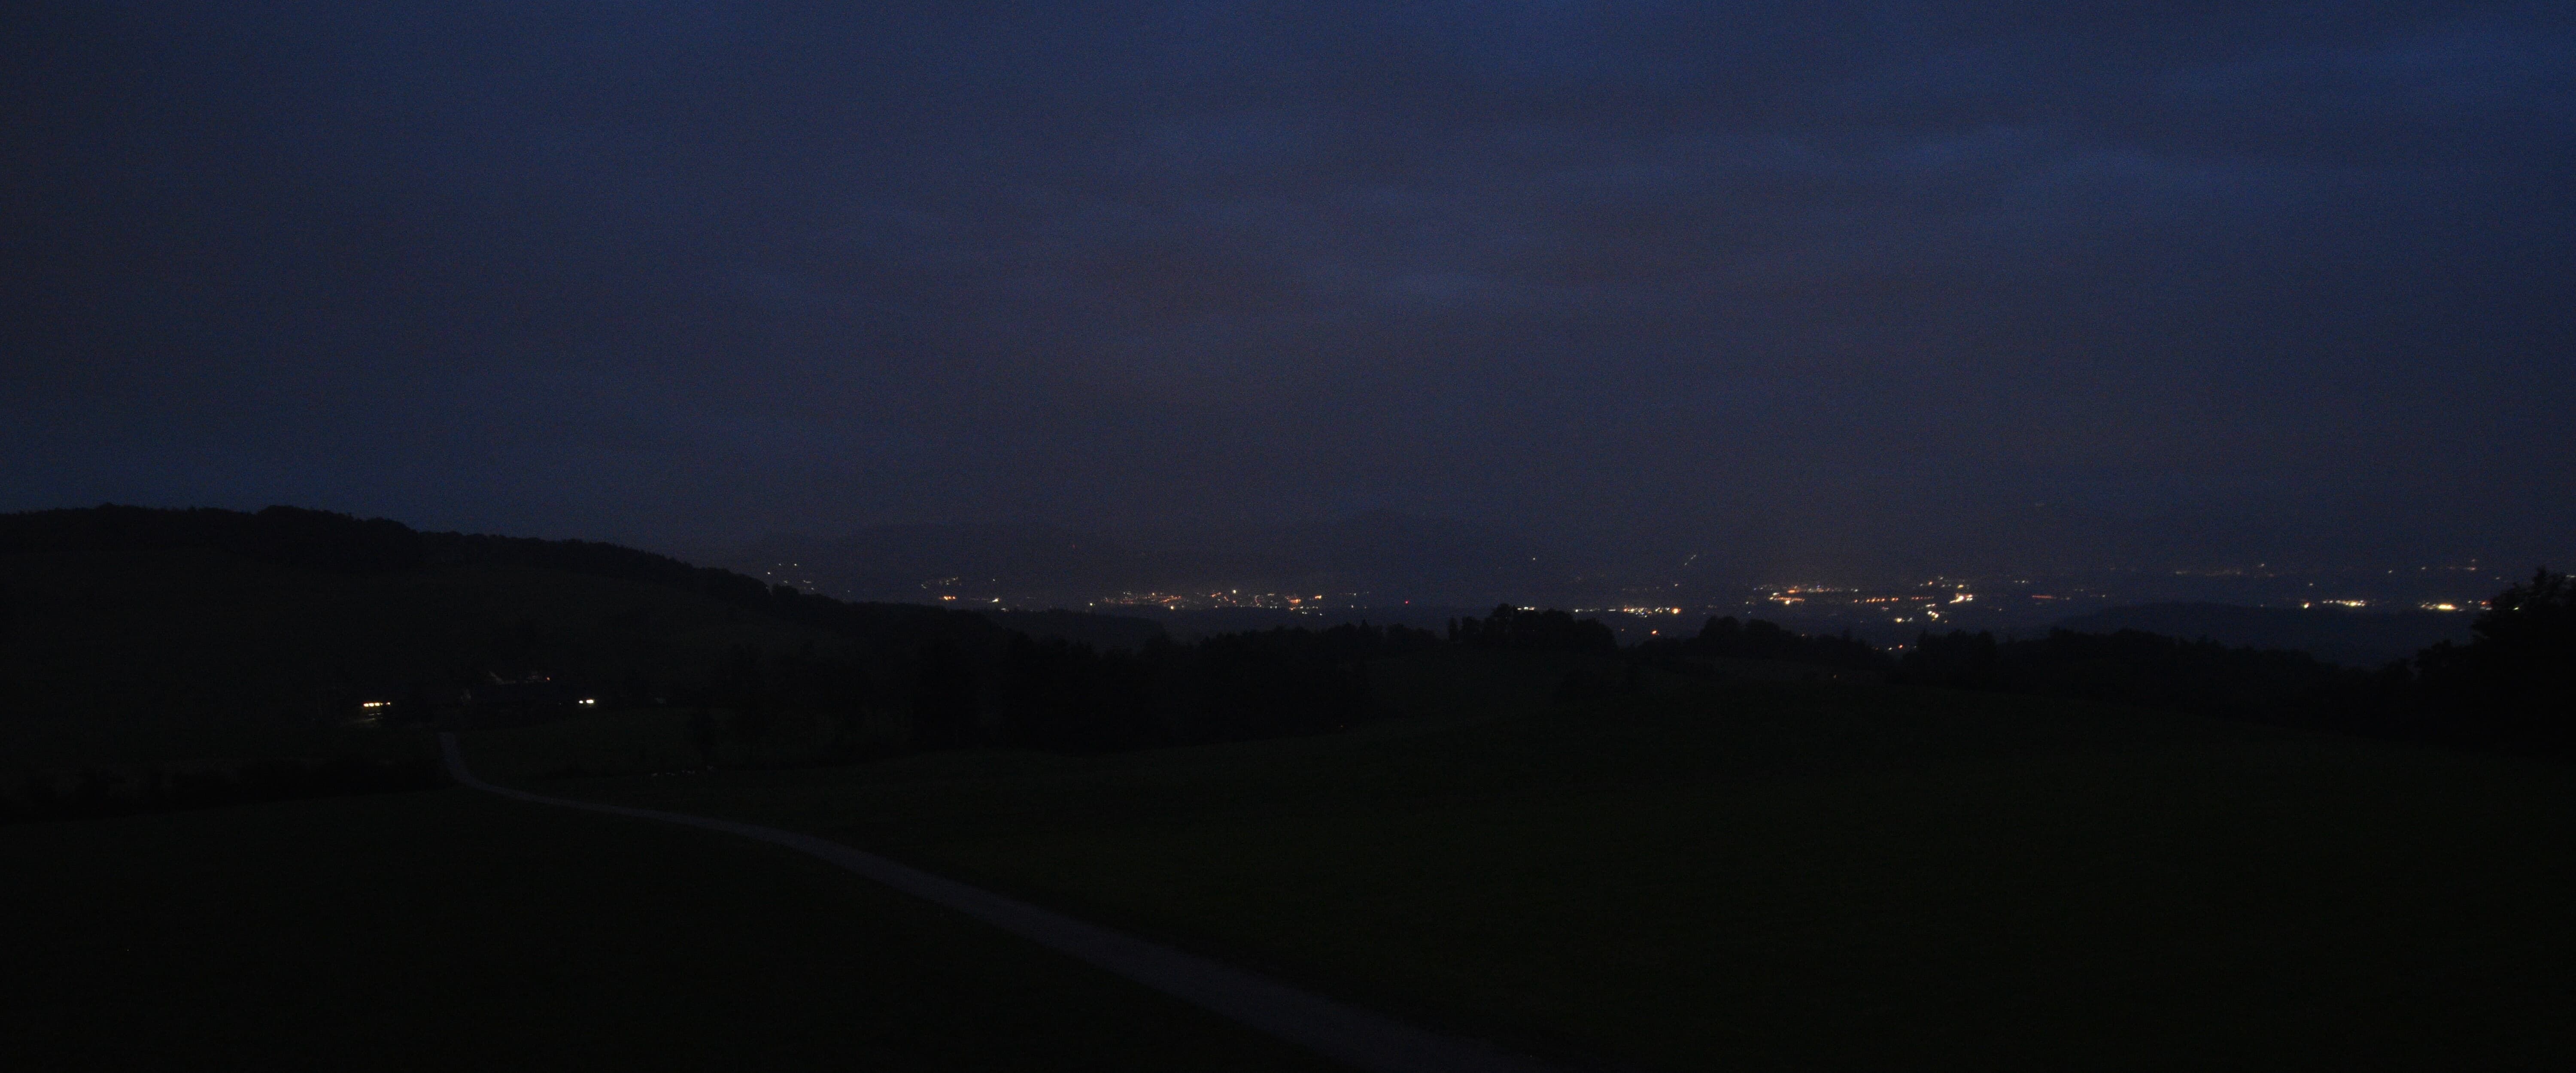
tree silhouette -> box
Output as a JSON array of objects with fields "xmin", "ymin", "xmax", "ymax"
[
  {"xmin": 1447, "ymin": 605, "xmax": 1616, "ymax": 655},
  {"xmin": 2418, "ymin": 568, "xmax": 2576, "ymax": 744}
]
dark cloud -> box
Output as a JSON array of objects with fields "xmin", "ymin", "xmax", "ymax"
[{"xmin": 6, "ymin": 2, "xmax": 2571, "ymax": 575}]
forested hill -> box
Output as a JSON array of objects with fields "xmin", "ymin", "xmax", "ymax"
[
  {"xmin": 6, "ymin": 505, "xmax": 2563, "ymax": 793},
  {"xmin": 0, "ymin": 504, "xmax": 999, "ymax": 649},
  {"xmin": 0, "ymin": 506, "xmax": 1417, "ymax": 782}
]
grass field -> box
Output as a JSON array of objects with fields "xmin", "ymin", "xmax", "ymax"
[
  {"xmin": 473, "ymin": 653, "xmax": 2576, "ymax": 1070},
  {"xmin": 0, "ymin": 785, "xmax": 1337, "ymax": 1071}
]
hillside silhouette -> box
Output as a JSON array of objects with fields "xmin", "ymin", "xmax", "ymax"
[
  {"xmin": 6, "ymin": 506, "xmax": 2567, "ymax": 822},
  {"xmin": 0, "ymin": 506, "xmax": 1424, "ymax": 816}
]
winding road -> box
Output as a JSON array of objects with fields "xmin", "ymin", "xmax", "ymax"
[{"xmin": 438, "ymin": 733, "xmax": 1555, "ymax": 1073}]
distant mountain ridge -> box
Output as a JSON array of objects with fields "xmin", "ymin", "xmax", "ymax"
[
  {"xmin": 702, "ymin": 512, "xmax": 1592, "ymax": 607},
  {"xmin": 2050, "ymin": 603, "xmax": 2474, "ymax": 667},
  {"xmin": 724, "ymin": 523, "xmax": 1154, "ymax": 603}
]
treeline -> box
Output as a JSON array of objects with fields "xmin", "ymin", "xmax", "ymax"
[
  {"xmin": 0, "ymin": 506, "xmax": 1463, "ymax": 768},
  {"xmin": 690, "ymin": 621, "xmax": 1451, "ymax": 763},
  {"xmin": 2413, "ymin": 570, "xmax": 2576, "ymax": 746},
  {"xmin": 1447, "ymin": 605, "xmax": 1617, "ymax": 654},
  {"xmin": 1890, "ymin": 569, "xmax": 2573, "ymax": 752},
  {"xmin": 1638, "ymin": 615, "xmax": 1885, "ymax": 671},
  {"xmin": 0, "ymin": 504, "xmax": 995, "ymax": 649},
  {"xmin": 8, "ymin": 506, "xmax": 2564, "ymax": 771}
]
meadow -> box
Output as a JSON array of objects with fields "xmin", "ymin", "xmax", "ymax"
[
  {"xmin": 468, "ymin": 652, "xmax": 2576, "ymax": 1070},
  {"xmin": 0, "ymin": 781, "xmax": 1335, "ymax": 1071}
]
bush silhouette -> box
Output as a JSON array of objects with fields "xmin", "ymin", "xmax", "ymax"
[{"xmin": 2418, "ymin": 568, "xmax": 2576, "ymax": 744}]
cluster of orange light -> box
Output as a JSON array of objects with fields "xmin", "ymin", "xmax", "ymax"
[{"xmin": 1098, "ymin": 590, "xmax": 1337, "ymax": 610}]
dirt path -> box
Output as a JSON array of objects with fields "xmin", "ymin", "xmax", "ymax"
[{"xmin": 438, "ymin": 734, "xmax": 1555, "ymax": 1073}]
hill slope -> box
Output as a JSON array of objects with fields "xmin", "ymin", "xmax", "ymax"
[{"xmin": 0, "ymin": 505, "xmax": 1007, "ymax": 767}]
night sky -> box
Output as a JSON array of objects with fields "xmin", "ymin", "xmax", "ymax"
[{"xmin": 7, "ymin": 3, "xmax": 2572, "ymax": 577}]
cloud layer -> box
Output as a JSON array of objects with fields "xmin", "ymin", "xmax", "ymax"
[{"xmin": 6, "ymin": 2, "xmax": 2571, "ymax": 575}]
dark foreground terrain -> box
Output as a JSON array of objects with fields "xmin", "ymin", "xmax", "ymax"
[
  {"xmin": 0, "ymin": 779, "xmax": 1334, "ymax": 1071},
  {"xmin": 7, "ymin": 508, "xmax": 2569, "ymax": 1070},
  {"xmin": 12, "ymin": 652, "xmax": 2575, "ymax": 1070},
  {"xmin": 454, "ymin": 652, "xmax": 2576, "ymax": 1070}
]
